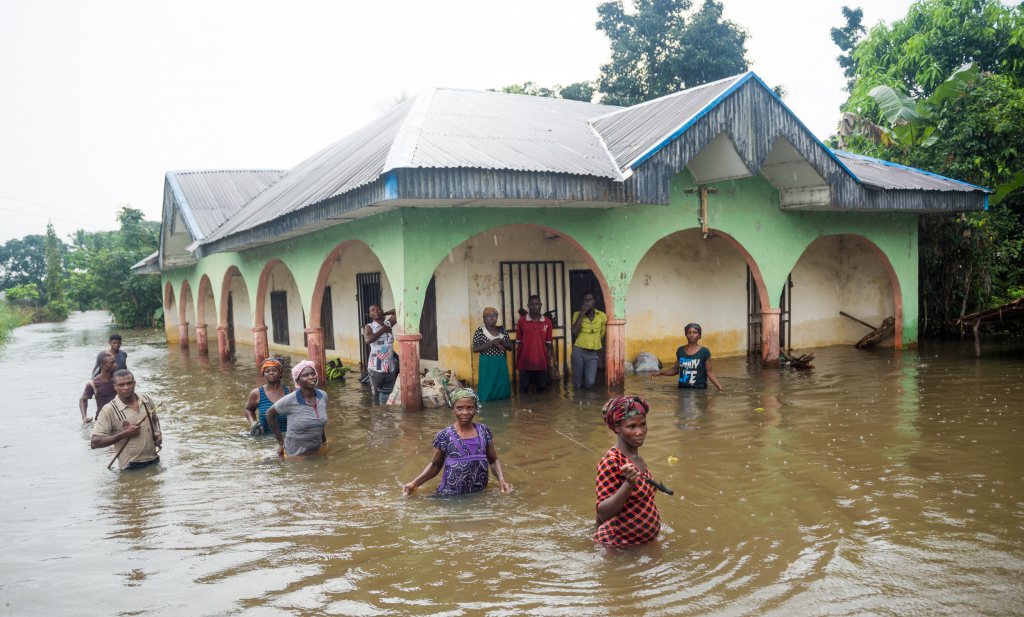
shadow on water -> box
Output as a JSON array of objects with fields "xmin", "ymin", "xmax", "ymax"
[{"xmin": 1, "ymin": 311, "xmax": 1022, "ymax": 616}]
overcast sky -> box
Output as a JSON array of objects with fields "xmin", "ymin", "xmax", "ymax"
[{"xmin": 0, "ymin": 0, "xmax": 937, "ymax": 243}]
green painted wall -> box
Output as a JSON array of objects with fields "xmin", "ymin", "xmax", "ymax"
[{"xmin": 162, "ymin": 170, "xmax": 920, "ymax": 353}]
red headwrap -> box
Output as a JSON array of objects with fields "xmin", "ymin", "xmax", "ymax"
[
  {"xmin": 602, "ymin": 395, "xmax": 650, "ymax": 429},
  {"xmin": 260, "ymin": 358, "xmax": 283, "ymax": 373}
]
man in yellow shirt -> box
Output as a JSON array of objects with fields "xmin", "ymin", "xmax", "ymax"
[{"xmin": 570, "ymin": 292, "xmax": 607, "ymax": 390}]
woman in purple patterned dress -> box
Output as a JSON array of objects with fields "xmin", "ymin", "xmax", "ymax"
[{"xmin": 402, "ymin": 388, "xmax": 512, "ymax": 496}]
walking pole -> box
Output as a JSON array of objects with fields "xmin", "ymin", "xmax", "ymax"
[
  {"xmin": 106, "ymin": 403, "xmax": 163, "ymax": 469},
  {"xmin": 554, "ymin": 429, "xmax": 674, "ymax": 495}
]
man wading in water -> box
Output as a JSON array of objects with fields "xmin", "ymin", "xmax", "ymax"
[
  {"xmin": 79, "ymin": 351, "xmax": 117, "ymax": 424},
  {"xmin": 90, "ymin": 370, "xmax": 162, "ymax": 470}
]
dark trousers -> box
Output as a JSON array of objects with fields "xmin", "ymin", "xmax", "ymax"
[
  {"xmin": 369, "ymin": 370, "xmax": 397, "ymax": 403},
  {"xmin": 518, "ymin": 369, "xmax": 549, "ymax": 393}
]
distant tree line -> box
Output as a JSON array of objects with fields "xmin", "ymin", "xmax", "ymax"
[{"xmin": 0, "ymin": 206, "xmax": 162, "ymax": 331}]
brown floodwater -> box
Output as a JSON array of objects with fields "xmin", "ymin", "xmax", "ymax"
[{"xmin": 2, "ymin": 310, "xmax": 1023, "ymax": 616}]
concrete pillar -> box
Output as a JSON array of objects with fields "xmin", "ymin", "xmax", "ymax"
[
  {"xmin": 252, "ymin": 325, "xmax": 269, "ymax": 370},
  {"xmin": 196, "ymin": 323, "xmax": 208, "ymax": 355},
  {"xmin": 396, "ymin": 332, "xmax": 422, "ymax": 412},
  {"xmin": 761, "ymin": 308, "xmax": 781, "ymax": 367},
  {"xmin": 216, "ymin": 325, "xmax": 230, "ymax": 360},
  {"xmin": 305, "ymin": 327, "xmax": 325, "ymax": 385},
  {"xmin": 178, "ymin": 323, "xmax": 189, "ymax": 350},
  {"xmin": 605, "ymin": 318, "xmax": 626, "ymax": 388}
]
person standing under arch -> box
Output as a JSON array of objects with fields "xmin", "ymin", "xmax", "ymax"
[
  {"xmin": 364, "ymin": 305, "xmax": 398, "ymax": 403},
  {"xmin": 515, "ymin": 295, "xmax": 553, "ymax": 393},
  {"xmin": 570, "ymin": 292, "xmax": 606, "ymax": 391}
]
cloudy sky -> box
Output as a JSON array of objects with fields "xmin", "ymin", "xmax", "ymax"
[{"xmin": 0, "ymin": 0, "xmax": 932, "ymax": 243}]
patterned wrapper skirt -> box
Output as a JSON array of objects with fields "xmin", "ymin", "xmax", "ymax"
[{"xmin": 477, "ymin": 354, "xmax": 512, "ymax": 401}]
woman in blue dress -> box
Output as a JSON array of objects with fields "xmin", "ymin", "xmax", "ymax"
[{"xmin": 402, "ymin": 388, "xmax": 512, "ymax": 496}]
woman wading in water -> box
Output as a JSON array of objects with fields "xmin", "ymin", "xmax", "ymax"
[
  {"xmin": 402, "ymin": 388, "xmax": 512, "ymax": 496},
  {"xmin": 594, "ymin": 395, "xmax": 661, "ymax": 546},
  {"xmin": 266, "ymin": 361, "xmax": 327, "ymax": 458}
]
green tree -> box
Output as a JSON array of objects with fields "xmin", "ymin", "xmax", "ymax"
[
  {"xmin": 0, "ymin": 235, "xmax": 48, "ymax": 290},
  {"xmin": 492, "ymin": 81, "xmax": 596, "ymax": 102},
  {"xmin": 838, "ymin": 0, "xmax": 1024, "ymax": 334},
  {"xmin": 830, "ymin": 6, "xmax": 866, "ymax": 92},
  {"xmin": 595, "ymin": 0, "xmax": 748, "ymax": 106},
  {"xmin": 847, "ymin": 0, "xmax": 1023, "ymax": 107},
  {"xmin": 91, "ymin": 207, "xmax": 161, "ymax": 327},
  {"xmin": 559, "ymin": 81, "xmax": 596, "ymax": 103},
  {"xmin": 43, "ymin": 222, "xmax": 65, "ymax": 304},
  {"xmin": 5, "ymin": 283, "xmax": 40, "ymax": 305}
]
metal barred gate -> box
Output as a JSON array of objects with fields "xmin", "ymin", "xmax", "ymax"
[{"xmin": 499, "ymin": 261, "xmax": 568, "ymax": 385}]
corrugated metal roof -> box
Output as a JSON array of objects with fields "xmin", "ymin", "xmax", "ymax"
[
  {"xmin": 390, "ymin": 88, "xmax": 621, "ymax": 176},
  {"xmin": 833, "ymin": 151, "xmax": 989, "ymax": 192},
  {"xmin": 203, "ymin": 99, "xmax": 414, "ymax": 243},
  {"xmin": 168, "ymin": 169, "xmax": 284, "ymax": 239},
  {"xmin": 591, "ymin": 74, "xmax": 746, "ymax": 171},
  {"xmin": 130, "ymin": 250, "xmax": 159, "ymax": 273},
  {"xmin": 190, "ymin": 74, "xmax": 990, "ymax": 251},
  {"xmin": 202, "ymin": 90, "xmax": 620, "ymax": 245}
]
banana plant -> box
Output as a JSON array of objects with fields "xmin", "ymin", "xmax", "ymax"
[{"xmin": 867, "ymin": 63, "xmax": 980, "ymax": 147}]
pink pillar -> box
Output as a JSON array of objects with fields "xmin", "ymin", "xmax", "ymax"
[
  {"xmin": 761, "ymin": 308, "xmax": 781, "ymax": 367},
  {"xmin": 305, "ymin": 327, "xmax": 325, "ymax": 385},
  {"xmin": 252, "ymin": 325, "xmax": 269, "ymax": 370},
  {"xmin": 216, "ymin": 326, "xmax": 230, "ymax": 360},
  {"xmin": 396, "ymin": 333, "xmax": 422, "ymax": 412},
  {"xmin": 178, "ymin": 323, "xmax": 189, "ymax": 350},
  {"xmin": 195, "ymin": 323, "xmax": 208, "ymax": 355},
  {"xmin": 605, "ymin": 319, "xmax": 626, "ymax": 388}
]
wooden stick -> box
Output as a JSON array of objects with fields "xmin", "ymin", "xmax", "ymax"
[
  {"xmin": 106, "ymin": 403, "xmax": 162, "ymax": 470},
  {"xmin": 839, "ymin": 311, "xmax": 878, "ymax": 331}
]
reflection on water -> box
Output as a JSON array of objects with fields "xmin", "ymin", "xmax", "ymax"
[{"xmin": 1, "ymin": 311, "xmax": 1022, "ymax": 616}]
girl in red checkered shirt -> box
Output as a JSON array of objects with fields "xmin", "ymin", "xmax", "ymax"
[{"xmin": 594, "ymin": 396, "xmax": 661, "ymax": 546}]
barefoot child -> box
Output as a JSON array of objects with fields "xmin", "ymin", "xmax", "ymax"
[
  {"xmin": 403, "ymin": 388, "xmax": 512, "ymax": 496},
  {"xmin": 594, "ymin": 395, "xmax": 661, "ymax": 546}
]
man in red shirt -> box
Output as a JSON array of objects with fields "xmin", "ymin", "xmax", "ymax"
[{"xmin": 515, "ymin": 295, "xmax": 554, "ymax": 393}]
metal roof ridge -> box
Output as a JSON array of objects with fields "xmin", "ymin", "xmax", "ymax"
[
  {"xmin": 587, "ymin": 72, "xmax": 748, "ymax": 123},
  {"xmin": 833, "ymin": 150, "xmax": 992, "ymax": 193},
  {"xmin": 622, "ymin": 72, "xmax": 755, "ymax": 170},
  {"xmin": 586, "ymin": 122, "xmax": 626, "ymax": 182},
  {"xmin": 168, "ymin": 169, "xmax": 284, "ymax": 176},
  {"xmin": 383, "ymin": 88, "xmax": 436, "ymax": 172}
]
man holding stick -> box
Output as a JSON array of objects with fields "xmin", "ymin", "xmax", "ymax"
[{"xmin": 90, "ymin": 370, "xmax": 162, "ymax": 470}]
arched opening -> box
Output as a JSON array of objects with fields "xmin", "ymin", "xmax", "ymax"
[
  {"xmin": 179, "ymin": 280, "xmax": 196, "ymax": 344},
  {"xmin": 164, "ymin": 281, "xmax": 179, "ymax": 343},
  {"xmin": 197, "ymin": 275, "xmax": 216, "ymax": 329},
  {"xmin": 309, "ymin": 241, "xmax": 395, "ymax": 370},
  {"xmin": 787, "ymin": 234, "xmax": 902, "ymax": 348},
  {"xmin": 254, "ymin": 260, "xmax": 306, "ymax": 354},
  {"xmin": 626, "ymin": 228, "xmax": 768, "ymax": 362},
  {"xmin": 220, "ymin": 266, "xmax": 252, "ymax": 354},
  {"xmin": 430, "ymin": 223, "xmax": 614, "ymax": 387}
]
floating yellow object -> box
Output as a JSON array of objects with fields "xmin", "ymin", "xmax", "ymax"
[
  {"xmin": 754, "ymin": 407, "xmax": 765, "ymax": 413},
  {"xmin": 667, "ymin": 455, "xmax": 679, "ymax": 465}
]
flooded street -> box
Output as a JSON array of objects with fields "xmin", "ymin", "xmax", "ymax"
[{"xmin": 2, "ymin": 310, "xmax": 1022, "ymax": 616}]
